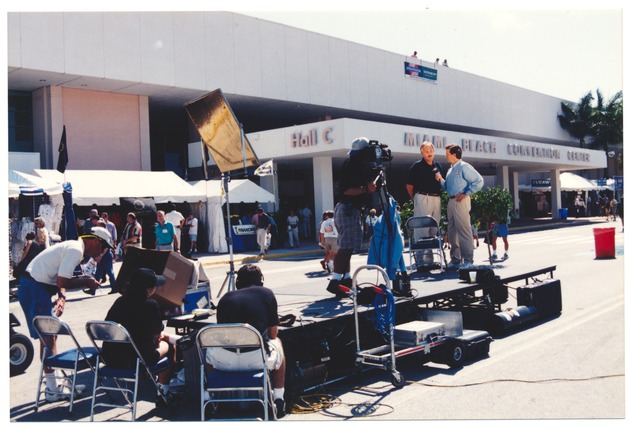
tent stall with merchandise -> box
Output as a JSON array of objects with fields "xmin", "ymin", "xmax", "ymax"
[
  {"xmin": 191, "ymin": 179, "xmax": 275, "ymax": 253},
  {"xmin": 33, "ymin": 169, "xmax": 207, "ymax": 251},
  {"xmin": 8, "ymin": 170, "xmax": 65, "ymax": 278}
]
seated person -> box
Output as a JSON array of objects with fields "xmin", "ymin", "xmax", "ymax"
[
  {"xmin": 103, "ymin": 268, "xmax": 179, "ymax": 394},
  {"xmin": 205, "ymin": 264, "xmax": 286, "ymax": 417}
]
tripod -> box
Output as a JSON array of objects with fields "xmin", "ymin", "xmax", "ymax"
[{"xmin": 216, "ymin": 173, "xmax": 236, "ymax": 300}]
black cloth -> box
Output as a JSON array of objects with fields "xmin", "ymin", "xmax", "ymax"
[
  {"xmin": 257, "ymin": 213, "xmax": 271, "ymax": 230},
  {"xmin": 102, "ymin": 296, "xmax": 164, "ymax": 368},
  {"xmin": 338, "ymin": 156, "xmax": 374, "ymax": 206},
  {"xmin": 13, "ymin": 241, "xmax": 41, "ymax": 279},
  {"xmin": 217, "ymin": 286, "xmax": 279, "ymax": 348},
  {"xmin": 406, "ymin": 159, "xmax": 443, "ymax": 195}
]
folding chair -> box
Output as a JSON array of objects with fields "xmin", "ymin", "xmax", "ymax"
[
  {"xmin": 85, "ymin": 320, "xmax": 170, "ymax": 422},
  {"xmin": 32, "ymin": 315, "xmax": 97, "ymax": 414},
  {"xmin": 196, "ymin": 323, "xmax": 276, "ymax": 421},
  {"xmin": 405, "ymin": 215, "xmax": 447, "ymax": 272}
]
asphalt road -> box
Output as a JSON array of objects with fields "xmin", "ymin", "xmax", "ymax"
[{"xmin": 7, "ymin": 219, "xmax": 625, "ymax": 424}]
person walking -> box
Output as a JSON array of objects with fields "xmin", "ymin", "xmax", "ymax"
[
  {"xmin": 319, "ymin": 210, "xmax": 338, "ymax": 273},
  {"xmin": 254, "ymin": 207, "xmax": 271, "ymax": 257},
  {"xmin": 405, "ymin": 141, "xmax": 445, "ymax": 267},
  {"xmin": 286, "ymin": 210, "xmax": 300, "ymax": 248},
  {"xmin": 436, "ymin": 143, "xmax": 484, "ymax": 269},
  {"xmin": 490, "ymin": 221, "xmax": 510, "ymax": 261},
  {"xmin": 154, "ymin": 210, "xmax": 179, "ymax": 253},
  {"xmin": 364, "ymin": 209, "xmax": 378, "ymax": 240}
]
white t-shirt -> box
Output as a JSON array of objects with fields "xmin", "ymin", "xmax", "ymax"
[
  {"xmin": 319, "ymin": 218, "xmax": 338, "ymax": 238},
  {"xmin": 187, "ymin": 217, "xmax": 198, "ymax": 235},
  {"xmin": 165, "ymin": 210, "xmax": 185, "ymax": 228},
  {"xmin": 27, "ymin": 239, "xmax": 84, "ymax": 285}
]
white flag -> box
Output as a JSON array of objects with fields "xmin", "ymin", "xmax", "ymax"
[{"xmin": 254, "ymin": 160, "xmax": 274, "ymax": 176}]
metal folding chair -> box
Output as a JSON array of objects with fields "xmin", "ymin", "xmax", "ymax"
[
  {"xmin": 85, "ymin": 320, "xmax": 170, "ymax": 422},
  {"xmin": 406, "ymin": 215, "xmax": 447, "ymax": 272},
  {"xmin": 32, "ymin": 315, "xmax": 97, "ymax": 414},
  {"xmin": 196, "ymin": 323, "xmax": 276, "ymax": 421}
]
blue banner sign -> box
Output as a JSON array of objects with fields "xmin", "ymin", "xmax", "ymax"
[
  {"xmin": 404, "ymin": 62, "xmax": 438, "ymax": 82},
  {"xmin": 614, "ymin": 176, "xmax": 623, "ymax": 191}
]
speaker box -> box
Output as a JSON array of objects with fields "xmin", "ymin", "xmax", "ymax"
[{"xmin": 516, "ymin": 279, "xmax": 562, "ymax": 318}]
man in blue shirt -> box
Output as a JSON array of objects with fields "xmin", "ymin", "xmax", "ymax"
[
  {"xmin": 154, "ymin": 210, "xmax": 180, "ymax": 253},
  {"xmin": 437, "ymin": 144, "xmax": 484, "ymax": 268}
]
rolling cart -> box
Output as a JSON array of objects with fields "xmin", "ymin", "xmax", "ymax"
[{"xmin": 352, "ymin": 265, "xmax": 490, "ymax": 388}]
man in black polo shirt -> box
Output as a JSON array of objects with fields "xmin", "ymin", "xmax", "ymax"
[{"xmin": 405, "ymin": 141, "xmax": 444, "ymax": 268}]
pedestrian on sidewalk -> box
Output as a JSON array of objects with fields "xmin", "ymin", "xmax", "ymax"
[
  {"xmin": 490, "ymin": 220, "xmax": 510, "ymax": 261},
  {"xmin": 286, "ymin": 210, "xmax": 300, "ymax": 248},
  {"xmin": 254, "ymin": 207, "xmax": 271, "ymax": 256},
  {"xmin": 319, "ymin": 210, "xmax": 338, "ymax": 273}
]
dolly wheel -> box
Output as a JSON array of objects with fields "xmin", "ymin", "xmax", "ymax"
[
  {"xmin": 445, "ymin": 340, "xmax": 465, "ymax": 369},
  {"xmin": 391, "ymin": 372, "xmax": 405, "ymax": 388}
]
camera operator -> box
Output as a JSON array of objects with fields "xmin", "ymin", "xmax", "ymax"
[{"xmin": 326, "ymin": 137, "xmax": 379, "ymax": 297}]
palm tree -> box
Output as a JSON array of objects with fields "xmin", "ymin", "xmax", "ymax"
[
  {"xmin": 557, "ymin": 92, "xmax": 595, "ymax": 148},
  {"xmin": 591, "ymin": 89, "xmax": 623, "ymax": 154}
]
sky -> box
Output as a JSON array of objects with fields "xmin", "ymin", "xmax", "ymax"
[
  {"xmin": 3, "ymin": 0, "xmax": 625, "ymax": 104},
  {"xmin": 240, "ymin": 1, "xmax": 624, "ymax": 103}
]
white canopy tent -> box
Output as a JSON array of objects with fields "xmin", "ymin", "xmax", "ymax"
[
  {"xmin": 34, "ymin": 169, "xmax": 206, "ymax": 205},
  {"xmin": 9, "ymin": 170, "xmax": 64, "ymax": 198},
  {"xmin": 191, "ymin": 179, "xmax": 276, "ymax": 253},
  {"xmin": 519, "ymin": 172, "xmax": 608, "ymax": 192}
]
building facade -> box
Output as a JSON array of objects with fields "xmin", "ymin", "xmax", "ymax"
[{"xmin": 8, "ymin": 11, "xmax": 609, "ymax": 222}]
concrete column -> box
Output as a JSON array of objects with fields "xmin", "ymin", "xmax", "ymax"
[
  {"xmin": 550, "ymin": 169, "xmax": 562, "ymax": 219},
  {"xmin": 511, "ymin": 171, "xmax": 520, "ymax": 219},
  {"xmin": 138, "ymin": 95, "xmax": 151, "ymax": 171},
  {"xmin": 497, "ymin": 165, "xmax": 510, "ymax": 190},
  {"xmin": 32, "ymin": 86, "xmax": 64, "ymax": 170},
  {"xmin": 313, "ymin": 156, "xmax": 335, "ymax": 224}
]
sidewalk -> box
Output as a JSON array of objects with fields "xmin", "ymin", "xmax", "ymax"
[{"xmin": 195, "ymin": 215, "xmax": 616, "ymax": 268}]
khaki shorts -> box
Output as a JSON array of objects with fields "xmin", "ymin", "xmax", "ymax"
[{"xmin": 205, "ymin": 337, "xmax": 284, "ymax": 371}]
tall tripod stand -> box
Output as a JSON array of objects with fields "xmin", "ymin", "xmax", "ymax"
[{"xmin": 216, "ymin": 173, "xmax": 236, "ymax": 299}]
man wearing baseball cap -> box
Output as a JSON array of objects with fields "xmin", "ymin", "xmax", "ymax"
[{"xmin": 17, "ymin": 226, "xmax": 113, "ymax": 402}]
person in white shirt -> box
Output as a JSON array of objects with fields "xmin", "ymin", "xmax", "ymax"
[
  {"xmin": 186, "ymin": 213, "xmax": 198, "ymax": 254},
  {"xmin": 319, "ymin": 210, "xmax": 338, "ymax": 273},
  {"xmin": 18, "ymin": 227, "xmax": 113, "ymax": 402},
  {"xmin": 286, "ymin": 210, "xmax": 300, "ymax": 248},
  {"xmin": 164, "ymin": 204, "xmax": 185, "ymax": 247}
]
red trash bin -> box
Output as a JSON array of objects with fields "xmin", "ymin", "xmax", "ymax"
[{"xmin": 593, "ymin": 227, "xmax": 616, "ymax": 259}]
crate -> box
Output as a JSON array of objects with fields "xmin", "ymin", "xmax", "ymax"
[
  {"xmin": 181, "ymin": 284, "xmax": 211, "ymax": 314},
  {"xmin": 394, "ymin": 321, "xmax": 445, "ymax": 346},
  {"xmin": 458, "ymin": 329, "xmax": 492, "ymax": 361}
]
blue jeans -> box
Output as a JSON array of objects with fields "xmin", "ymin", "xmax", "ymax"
[{"xmin": 95, "ymin": 249, "xmax": 117, "ymax": 291}]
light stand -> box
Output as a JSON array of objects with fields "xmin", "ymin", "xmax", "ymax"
[
  {"xmin": 216, "ymin": 123, "xmax": 248, "ymax": 299},
  {"xmin": 216, "ymin": 172, "xmax": 236, "ymax": 297}
]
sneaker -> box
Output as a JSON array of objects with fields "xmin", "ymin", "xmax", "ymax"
[
  {"xmin": 503, "ymin": 253, "xmax": 509, "ymax": 260},
  {"xmin": 45, "ymin": 382, "xmax": 82, "ymax": 402},
  {"xmin": 274, "ymin": 398, "xmax": 286, "ymax": 418},
  {"xmin": 459, "ymin": 262, "xmax": 473, "ymax": 270},
  {"xmin": 320, "ymin": 260, "xmax": 327, "ymax": 271},
  {"xmin": 491, "ymin": 254, "xmax": 498, "ymax": 261},
  {"xmin": 447, "ymin": 261, "xmax": 460, "ymax": 270},
  {"xmin": 83, "ymin": 287, "xmax": 96, "ymax": 296}
]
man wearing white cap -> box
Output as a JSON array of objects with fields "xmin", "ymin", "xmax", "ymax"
[
  {"xmin": 17, "ymin": 226, "xmax": 113, "ymax": 402},
  {"xmin": 326, "ymin": 137, "xmax": 378, "ymax": 298}
]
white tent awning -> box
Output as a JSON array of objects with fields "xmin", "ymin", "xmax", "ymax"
[
  {"xmin": 519, "ymin": 172, "xmax": 609, "ymax": 192},
  {"xmin": 191, "ymin": 179, "xmax": 275, "ymax": 204},
  {"xmin": 34, "ymin": 169, "xmax": 206, "ymax": 206},
  {"xmin": 9, "ymin": 170, "xmax": 64, "ymax": 198}
]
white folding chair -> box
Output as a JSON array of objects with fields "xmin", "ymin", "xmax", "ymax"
[
  {"xmin": 196, "ymin": 323, "xmax": 276, "ymax": 421},
  {"xmin": 406, "ymin": 215, "xmax": 447, "ymax": 272},
  {"xmin": 32, "ymin": 315, "xmax": 97, "ymax": 414},
  {"xmin": 85, "ymin": 320, "xmax": 170, "ymax": 422}
]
